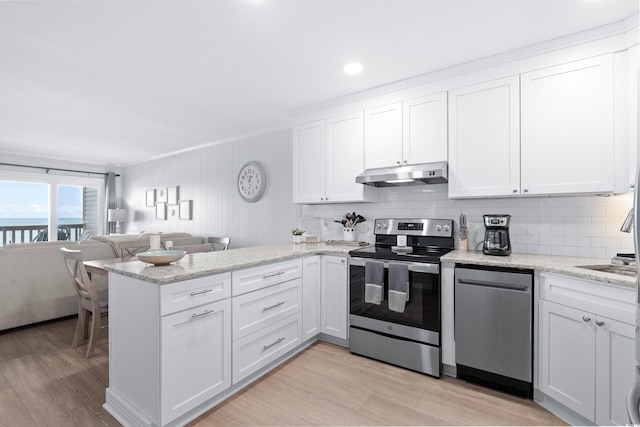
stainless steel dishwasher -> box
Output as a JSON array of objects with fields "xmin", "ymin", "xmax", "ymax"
[{"xmin": 455, "ymin": 265, "xmax": 533, "ymax": 398}]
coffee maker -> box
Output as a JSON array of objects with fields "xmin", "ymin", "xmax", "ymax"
[{"xmin": 482, "ymin": 214, "xmax": 512, "ymax": 256}]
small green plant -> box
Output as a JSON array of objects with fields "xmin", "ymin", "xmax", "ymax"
[{"xmin": 291, "ymin": 227, "xmax": 305, "ymax": 236}]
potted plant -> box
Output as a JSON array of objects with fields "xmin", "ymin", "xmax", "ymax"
[{"xmin": 291, "ymin": 227, "xmax": 305, "ymax": 244}]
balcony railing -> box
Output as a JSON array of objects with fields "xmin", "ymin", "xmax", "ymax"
[{"xmin": 0, "ymin": 223, "xmax": 85, "ymax": 246}]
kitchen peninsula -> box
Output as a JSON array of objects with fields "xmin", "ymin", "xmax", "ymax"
[
  {"xmin": 103, "ymin": 242, "xmax": 356, "ymax": 427},
  {"xmin": 103, "ymin": 243, "xmax": 637, "ymax": 427}
]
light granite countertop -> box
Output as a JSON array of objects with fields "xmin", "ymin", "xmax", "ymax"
[
  {"xmin": 104, "ymin": 242, "xmax": 358, "ymax": 284},
  {"xmin": 442, "ymin": 250, "xmax": 636, "ymax": 289},
  {"xmin": 105, "ymin": 242, "xmax": 636, "ymax": 289}
]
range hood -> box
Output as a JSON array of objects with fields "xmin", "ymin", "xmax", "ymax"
[{"xmin": 356, "ymin": 162, "xmax": 448, "ymax": 187}]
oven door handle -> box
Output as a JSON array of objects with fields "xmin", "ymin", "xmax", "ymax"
[{"xmin": 349, "ymin": 257, "xmax": 439, "ymax": 274}]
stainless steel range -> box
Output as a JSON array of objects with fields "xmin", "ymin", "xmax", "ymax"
[{"xmin": 348, "ymin": 218, "xmax": 454, "ymax": 378}]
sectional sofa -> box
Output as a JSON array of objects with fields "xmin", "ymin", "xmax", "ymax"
[{"xmin": 0, "ymin": 232, "xmax": 202, "ymax": 331}]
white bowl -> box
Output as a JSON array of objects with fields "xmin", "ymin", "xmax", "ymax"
[{"xmin": 136, "ymin": 250, "xmax": 186, "ymax": 266}]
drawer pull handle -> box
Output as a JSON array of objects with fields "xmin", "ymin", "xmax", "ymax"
[
  {"xmin": 190, "ymin": 289, "xmax": 213, "ymax": 296},
  {"xmin": 192, "ymin": 309, "xmax": 215, "ymax": 319},
  {"xmin": 263, "ymin": 337, "xmax": 285, "ymax": 351},
  {"xmin": 582, "ymin": 316, "xmax": 591, "ymax": 322},
  {"xmin": 596, "ymin": 320, "xmax": 605, "ymax": 327},
  {"xmin": 263, "ymin": 271, "xmax": 285, "ymax": 279},
  {"xmin": 263, "ymin": 301, "xmax": 285, "ymax": 312}
]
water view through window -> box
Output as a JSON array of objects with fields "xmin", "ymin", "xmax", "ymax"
[{"xmin": 0, "ymin": 181, "xmax": 96, "ymax": 245}]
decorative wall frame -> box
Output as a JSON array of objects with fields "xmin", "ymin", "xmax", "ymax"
[
  {"xmin": 146, "ymin": 189, "xmax": 156, "ymax": 207},
  {"xmin": 167, "ymin": 186, "xmax": 179, "ymax": 205},
  {"xmin": 156, "ymin": 202, "xmax": 167, "ymax": 220},
  {"xmin": 179, "ymin": 200, "xmax": 192, "ymax": 220},
  {"xmin": 157, "ymin": 188, "xmax": 167, "ymax": 203}
]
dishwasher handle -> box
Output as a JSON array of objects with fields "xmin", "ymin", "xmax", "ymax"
[{"xmin": 457, "ymin": 278, "xmax": 530, "ymax": 292}]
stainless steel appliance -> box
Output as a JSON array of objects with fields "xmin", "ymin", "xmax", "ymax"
[
  {"xmin": 482, "ymin": 214, "xmax": 512, "ymax": 256},
  {"xmin": 348, "ymin": 218, "xmax": 454, "ymax": 377},
  {"xmin": 624, "ymin": 167, "xmax": 640, "ymax": 424},
  {"xmin": 455, "ymin": 265, "xmax": 534, "ymax": 398},
  {"xmin": 356, "ymin": 161, "xmax": 448, "ymax": 187}
]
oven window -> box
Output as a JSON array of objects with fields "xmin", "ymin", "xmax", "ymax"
[{"xmin": 349, "ymin": 263, "xmax": 440, "ymax": 332}]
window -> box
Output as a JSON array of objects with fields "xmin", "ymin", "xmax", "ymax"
[{"xmin": 0, "ymin": 172, "xmax": 104, "ymax": 246}]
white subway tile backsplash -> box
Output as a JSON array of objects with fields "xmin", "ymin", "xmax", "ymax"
[
  {"xmin": 592, "ymin": 236, "xmax": 624, "ymax": 248},
  {"xmin": 515, "ymin": 234, "xmax": 539, "ymax": 245},
  {"xmin": 578, "ymin": 226, "xmax": 607, "ymax": 237},
  {"xmin": 539, "ymin": 198, "xmax": 565, "ymax": 207},
  {"xmin": 551, "ymin": 206, "xmax": 579, "ymax": 217},
  {"xmin": 564, "ymin": 217, "xmax": 591, "ymax": 226},
  {"xmin": 545, "ymin": 236, "xmax": 566, "ymax": 246},
  {"xmin": 551, "ymin": 225, "xmax": 578, "ymax": 236},
  {"xmin": 592, "ymin": 216, "xmax": 625, "ymax": 226},
  {"xmin": 578, "ymin": 246, "xmax": 607, "ymax": 258},
  {"xmin": 304, "ymin": 184, "xmax": 636, "ymax": 258},
  {"xmin": 539, "ymin": 216, "xmax": 566, "ymax": 225},
  {"xmin": 527, "ymin": 245, "xmax": 552, "ymax": 255},
  {"xmin": 564, "ymin": 236, "xmax": 593, "ymax": 247},
  {"xmin": 552, "ymin": 246, "xmax": 578, "ymax": 257},
  {"xmin": 578, "ymin": 206, "xmax": 606, "ymax": 216}
]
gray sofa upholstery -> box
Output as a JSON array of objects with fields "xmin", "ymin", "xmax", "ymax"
[{"xmin": 0, "ymin": 232, "xmax": 202, "ymax": 331}]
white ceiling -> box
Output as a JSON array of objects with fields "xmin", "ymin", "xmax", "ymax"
[{"xmin": 0, "ymin": 0, "xmax": 637, "ymax": 168}]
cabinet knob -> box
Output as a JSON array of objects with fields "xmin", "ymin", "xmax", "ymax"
[
  {"xmin": 403, "ymin": 160, "xmax": 408, "ymax": 164},
  {"xmin": 596, "ymin": 320, "xmax": 605, "ymax": 327},
  {"xmin": 582, "ymin": 315, "xmax": 591, "ymax": 322},
  {"xmin": 631, "ymin": 183, "xmax": 636, "ymax": 189},
  {"xmin": 513, "ymin": 189, "xmax": 518, "ymax": 193},
  {"xmin": 397, "ymin": 160, "xmax": 401, "ymax": 165},
  {"xmin": 523, "ymin": 188, "xmax": 529, "ymax": 193}
]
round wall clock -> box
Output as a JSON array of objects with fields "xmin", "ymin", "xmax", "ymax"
[{"xmin": 237, "ymin": 161, "xmax": 267, "ymax": 202}]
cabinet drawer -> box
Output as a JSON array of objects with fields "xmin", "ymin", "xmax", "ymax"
[
  {"xmin": 233, "ymin": 278, "xmax": 302, "ymax": 340},
  {"xmin": 160, "ymin": 273, "xmax": 231, "ymax": 316},
  {"xmin": 539, "ymin": 272, "xmax": 635, "ymax": 324},
  {"xmin": 232, "ymin": 312, "xmax": 302, "ymax": 384},
  {"xmin": 232, "ymin": 259, "xmax": 302, "ymax": 296}
]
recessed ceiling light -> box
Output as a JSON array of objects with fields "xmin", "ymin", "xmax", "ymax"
[{"xmin": 343, "ymin": 62, "xmax": 363, "ymax": 75}]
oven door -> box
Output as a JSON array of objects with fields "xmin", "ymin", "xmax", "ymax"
[{"xmin": 348, "ymin": 257, "xmax": 440, "ymax": 346}]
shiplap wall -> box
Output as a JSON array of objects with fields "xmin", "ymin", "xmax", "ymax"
[
  {"xmin": 300, "ymin": 185, "xmax": 635, "ymax": 259},
  {"xmin": 120, "ymin": 129, "xmax": 298, "ymax": 249}
]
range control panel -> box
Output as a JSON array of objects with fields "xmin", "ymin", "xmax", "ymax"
[{"xmin": 374, "ymin": 218, "xmax": 453, "ymax": 237}]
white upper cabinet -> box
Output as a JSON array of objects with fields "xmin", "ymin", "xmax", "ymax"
[
  {"xmin": 364, "ymin": 102, "xmax": 403, "ymax": 169},
  {"xmin": 364, "ymin": 93, "xmax": 447, "ymax": 169},
  {"xmin": 325, "ymin": 112, "xmax": 370, "ymax": 202},
  {"xmin": 293, "ymin": 113, "xmax": 376, "ymax": 204},
  {"xmin": 448, "ymin": 76, "xmax": 521, "ymax": 198},
  {"xmin": 521, "ymin": 55, "xmax": 614, "ymax": 195},
  {"xmin": 403, "ymin": 92, "xmax": 448, "ymax": 165},
  {"xmin": 449, "ymin": 54, "xmax": 619, "ymax": 198},
  {"xmin": 292, "ymin": 120, "xmax": 325, "ymax": 203}
]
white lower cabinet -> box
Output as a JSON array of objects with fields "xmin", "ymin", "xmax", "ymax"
[
  {"xmin": 106, "ymin": 256, "xmax": 348, "ymax": 426},
  {"xmin": 231, "ymin": 259, "xmax": 303, "ymax": 385},
  {"xmin": 232, "ymin": 313, "xmax": 302, "ymax": 384},
  {"xmin": 160, "ymin": 299, "xmax": 231, "ymax": 423},
  {"xmin": 537, "ymin": 273, "xmax": 635, "ymax": 426},
  {"xmin": 105, "ymin": 273, "xmax": 233, "ymax": 427},
  {"xmin": 539, "ymin": 299, "xmax": 595, "ymax": 417},
  {"xmin": 320, "ymin": 256, "xmax": 348, "ymax": 340},
  {"xmin": 594, "ymin": 313, "xmax": 636, "ymax": 426},
  {"xmin": 302, "ymin": 256, "xmax": 321, "ymax": 341},
  {"xmin": 232, "ymin": 278, "xmax": 302, "ymax": 339}
]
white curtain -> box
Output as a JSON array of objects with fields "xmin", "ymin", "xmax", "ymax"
[{"xmin": 105, "ymin": 172, "xmax": 117, "ymax": 235}]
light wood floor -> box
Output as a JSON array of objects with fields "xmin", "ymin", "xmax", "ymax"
[{"xmin": 0, "ymin": 316, "xmax": 567, "ymax": 426}]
